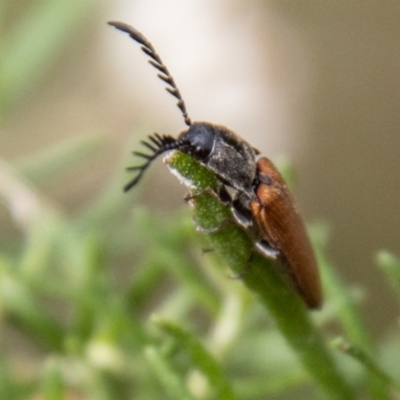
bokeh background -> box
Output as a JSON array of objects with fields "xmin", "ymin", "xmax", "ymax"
[{"xmin": 2, "ymin": 0, "xmax": 400, "ymax": 395}]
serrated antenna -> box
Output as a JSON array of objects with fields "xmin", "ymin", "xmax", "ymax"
[{"xmin": 108, "ymin": 21, "xmax": 191, "ymax": 126}]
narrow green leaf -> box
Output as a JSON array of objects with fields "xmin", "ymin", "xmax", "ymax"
[
  {"xmin": 0, "ymin": 355, "xmax": 15, "ymax": 400},
  {"xmin": 42, "ymin": 357, "xmax": 64, "ymax": 400},
  {"xmin": 376, "ymin": 251, "xmax": 400, "ymax": 300},
  {"xmin": 0, "ymin": 259, "xmax": 64, "ymax": 351},
  {"xmin": 145, "ymin": 346, "xmax": 196, "ymax": 400},
  {"xmin": 313, "ymin": 234, "xmax": 389, "ymax": 400},
  {"xmin": 153, "ymin": 317, "xmax": 237, "ymax": 400},
  {"xmin": 333, "ymin": 338, "xmax": 399, "ymax": 390},
  {"xmin": 234, "ymin": 372, "xmax": 309, "ymax": 399}
]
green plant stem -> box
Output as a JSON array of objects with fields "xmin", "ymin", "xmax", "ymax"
[
  {"xmin": 154, "ymin": 317, "xmax": 237, "ymax": 400},
  {"xmin": 316, "ymin": 244, "xmax": 389, "ymax": 399},
  {"xmin": 0, "ymin": 259, "xmax": 64, "ymax": 351},
  {"xmin": 166, "ymin": 151, "xmax": 354, "ymax": 400},
  {"xmin": 333, "ymin": 338, "xmax": 399, "ymax": 390},
  {"xmin": 145, "ymin": 346, "xmax": 196, "ymax": 400},
  {"xmin": 377, "ymin": 251, "xmax": 400, "ymax": 302},
  {"xmin": 42, "ymin": 357, "xmax": 64, "ymax": 400}
]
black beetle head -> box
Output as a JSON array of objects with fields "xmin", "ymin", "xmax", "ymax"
[
  {"xmin": 175, "ymin": 122, "xmax": 216, "ymax": 161},
  {"xmin": 178, "ymin": 122, "xmax": 258, "ymax": 192},
  {"xmin": 124, "ymin": 121, "xmax": 258, "ymax": 193},
  {"xmin": 123, "ymin": 122, "xmax": 216, "ymax": 192}
]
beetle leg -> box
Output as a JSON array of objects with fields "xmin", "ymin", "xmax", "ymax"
[
  {"xmin": 216, "ymin": 184, "xmax": 232, "ymax": 204},
  {"xmin": 184, "ymin": 186, "xmax": 221, "ymax": 203},
  {"xmin": 230, "ymin": 242, "xmax": 280, "ymax": 281},
  {"xmin": 230, "ymin": 191, "xmax": 253, "ymax": 228},
  {"xmin": 231, "ymin": 198, "xmax": 253, "ymax": 228},
  {"xmin": 255, "ymin": 240, "xmax": 280, "ymax": 259},
  {"xmin": 185, "ymin": 185, "xmax": 255, "ymax": 236},
  {"xmin": 184, "ymin": 185, "xmax": 234, "ymax": 233}
]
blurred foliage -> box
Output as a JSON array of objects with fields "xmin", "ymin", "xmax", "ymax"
[
  {"xmin": 1, "ymin": 2, "xmax": 400, "ymax": 400},
  {"xmin": 2, "ymin": 0, "xmax": 99, "ymax": 113}
]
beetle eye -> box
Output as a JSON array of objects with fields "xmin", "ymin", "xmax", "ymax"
[{"xmin": 194, "ymin": 145, "xmax": 209, "ymax": 159}]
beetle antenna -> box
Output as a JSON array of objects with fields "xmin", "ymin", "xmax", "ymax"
[
  {"xmin": 108, "ymin": 21, "xmax": 192, "ymax": 127},
  {"xmin": 123, "ymin": 133, "xmax": 184, "ymax": 192}
]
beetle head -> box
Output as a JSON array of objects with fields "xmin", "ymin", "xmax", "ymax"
[
  {"xmin": 110, "ymin": 22, "xmax": 256, "ymax": 194},
  {"xmin": 123, "ymin": 122, "xmax": 215, "ymax": 191},
  {"xmin": 175, "ymin": 123, "xmax": 215, "ymax": 161}
]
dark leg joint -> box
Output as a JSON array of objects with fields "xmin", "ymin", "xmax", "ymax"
[{"xmin": 255, "ymin": 240, "xmax": 280, "ymax": 259}]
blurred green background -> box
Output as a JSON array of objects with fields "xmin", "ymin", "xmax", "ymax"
[{"xmin": 1, "ymin": 1, "xmax": 400, "ymax": 399}]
